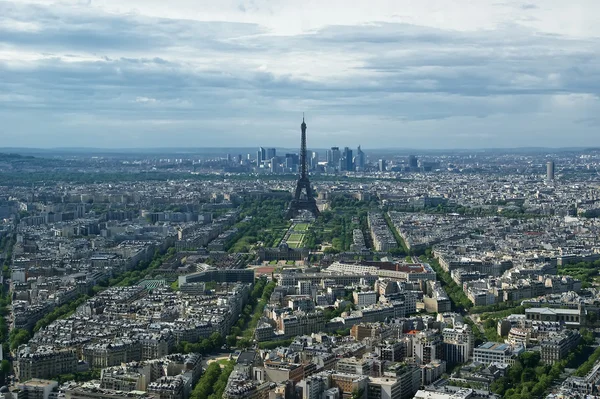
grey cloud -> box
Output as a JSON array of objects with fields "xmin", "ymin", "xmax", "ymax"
[
  {"xmin": 0, "ymin": 2, "xmax": 265, "ymax": 53},
  {"xmin": 0, "ymin": 1, "xmax": 599, "ymax": 148},
  {"xmin": 521, "ymin": 3, "xmax": 539, "ymax": 10}
]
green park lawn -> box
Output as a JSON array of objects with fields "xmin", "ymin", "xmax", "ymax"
[
  {"xmin": 288, "ymin": 233, "xmax": 304, "ymax": 242},
  {"xmin": 294, "ymin": 223, "xmax": 309, "ymax": 231}
]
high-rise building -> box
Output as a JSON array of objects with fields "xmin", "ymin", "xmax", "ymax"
[
  {"xmin": 285, "ymin": 153, "xmax": 299, "ymax": 171},
  {"xmin": 378, "ymin": 159, "xmax": 386, "ymax": 172},
  {"xmin": 342, "ymin": 147, "xmax": 353, "ymax": 171},
  {"xmin": 266, "ymin": 148, "xmax": 277, "ymax": 160},
  {"xmin": 257, "ymin": 147, "xmax": 266, "ymax": 165},
  {"xmin": 408, "ymin": 155, "xmax": 418, "ymax": 169},
  {"xmin": 547, "ymin": 160, "xmax": 555, "ymax": 181},
  {"xmin": 355, "ymin": 145, "xmax": 365, "ymax": 170},
  {"xmin": 311, "ymin": 151, "xmax": 319, "ymax": 170},
  {"xmin": 270, "ymin": 158, "xmax": 279, "ymax": 174},
  {"xmin": 329, "ymin": 147, "xmax": 341, "ymax": 168}
]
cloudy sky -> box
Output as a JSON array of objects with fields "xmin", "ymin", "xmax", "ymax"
[{"xmin": 1, "ymin": 0, "xmax": 599, "ymax": 149}]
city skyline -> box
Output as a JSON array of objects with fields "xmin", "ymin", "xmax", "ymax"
[{"xmin": 2, "ymin": 1, "xmax": 600, "ymax": 148}]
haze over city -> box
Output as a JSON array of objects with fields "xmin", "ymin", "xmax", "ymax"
[{"xmin": 1, "ymin": 0, "xmax": 600, "ymax": 148}]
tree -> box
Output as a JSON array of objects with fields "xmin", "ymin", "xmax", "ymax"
[
  {"xmin": 9, "ymin": 328, "xmax": 30, "ymax": 350},
  {"xmin": 351, "ymin": 388, "xmax": 365, "ymax": 399},
  {"xmin": 520, "ymin": 351, "xmax": 540, "ymax": 369},
  {"xmin": 0, "ymin": 360, "xmax": 9, "ymax": 374},
  {"xmin": 209, "ymin": 332, "xmax": 224, "ymax": 349},
  {"xmin": 238, "ymin": 338, "xmax": 252, "ymax": 349},
  {"xmin": 226, "ymin": 334, "xmax": 237, "ymax": 347}
]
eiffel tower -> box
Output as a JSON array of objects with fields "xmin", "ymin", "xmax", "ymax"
[{"xmin": 286, "ymin": 115, "xmax": 320, "ymax": 219}]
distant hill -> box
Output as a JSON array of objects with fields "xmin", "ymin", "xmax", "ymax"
[{"xmin": 0, "ymin": 152, "xmax": 35, "ymax": 160}]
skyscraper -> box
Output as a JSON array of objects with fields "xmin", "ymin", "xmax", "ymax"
[
  {"xmin": 270, "ymin": 158, "xmax": 278, "ymax": 174},
  {"xmin": 266, "ymin": 148, "xmax": 277, "ymax": 160},
  {"xmin": 257, "ymin": 147, "xmax": 266, "ymax": 165},
  {"xmin": 329, "ymin": 147, "xmax": 341, "ymax": 168},
  {"xmin": 355, "ymin": 145, "xmax": 365, "ymax": 170},
  {"xmin": 343, "ymin": 147, "xmax": 353, "ymax": 171},
  {"xmin": 547, "ymin": 161, "xmax": 555, "ymax": 181},
  {"xmin": 310, "ymin": 151, "xmax": 319, "ymax": 170},
  {"xmin": 408, "ymin": 155, "xmax": 418, "ymax": 169},
  {"xmin": 378, "ymin": 159, "xmax": 386, "ymax": 172}
]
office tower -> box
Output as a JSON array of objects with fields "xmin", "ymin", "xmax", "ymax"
[
  {"xmin": 285, "ymin": 153, "xmax": 299, "ymax": 171},
  {"xmin": 257, "ymin": 147, "xmax": 266, "ymax": 164},
  {"xmin": 238, "ymin": 154, "xmax": 243, "ymax": 164},
  {"xmin": 409, "ymin": 155, "xmax": 418, "ymax": 168},
  {"xmin": 378, "ymin": 159, "xmax": 386, "ymax": 172},
  {"xmin": 311, "ymin": 151, "xmax": 319, "ymax": 170},
  {"xmin": 355, "ymin": 145, "xmax": 365, "ymax": 170},
  {"xmin": 329, "ymin": 147, "xmax": 341, "ymax": 168},
  {"xmin": 266, "ymin": 148, "xmax": 277, "ymax": 160},
  {"xmin": 226, "ymin": 154, "xmax": 231, "ymax": 162},
  {"xmin": 342, "ymin": 147, "xmax": 353, "ymax": 171},
  {"xmin": 286, "ymin": 116, "xmax": 320, "ymax": 219},
  {"xmin": 547, "ymin": 161, "xmax": 555, "ymax": 181},
  {"xmin": 285, "ymin": 156, "xmax": 295, "ymax": 171},
  {"xmin": 270, "ymin": 158, "xmax": 278, "ymax": 173}
]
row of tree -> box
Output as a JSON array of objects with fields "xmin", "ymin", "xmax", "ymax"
[
  {"xmin": 226, "ymin": 277, "xmax": 276, "ymax": 348},
  {"xmin": 89, "ymin": 246, "xmax": 176, "ymax": 294},
  {"xmin": 190, "ymin": 360, "xmax": 235, "ymax": 399},
  {"xmin": 177, "ymin": 332, "xmax": 224, "ymax": 355},
  {"xmin": 32, "ymin": 295, "xmax": 90, "ymax": 333},
  {"xmin": 427, "ymin": 257, "xmax": 473, "ymax": 311},
  {"xmin": 383, "ymin": 213, "xmax": 409, "ymax": 255},
  {"xmin": 385, "ymin": 203, "xmax": 544, "ymax": 219},
  {"xmin": 0, "ymin": 234, "xmax": 15, "ymax": 384},
  {"xmin": 574, "ymin": 345, "xmax": 600, "ymax": 377}
]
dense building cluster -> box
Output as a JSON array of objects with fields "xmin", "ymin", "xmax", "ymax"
[{"xmin": 3, "ymin": 148, "xmax": 600, "ymax": 399}]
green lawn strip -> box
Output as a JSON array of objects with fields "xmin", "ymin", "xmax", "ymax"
[{"xmin": 294, "ymin": 223, "xmax": 309, "ymax": 231}]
